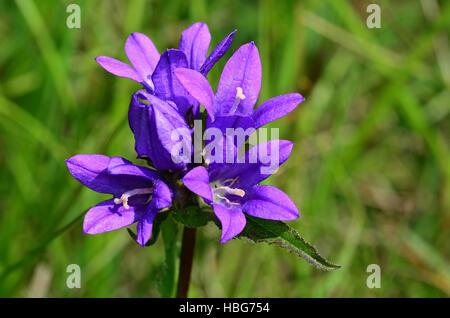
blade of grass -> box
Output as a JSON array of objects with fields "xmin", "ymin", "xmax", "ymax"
[
  {"xmin": 14, "ymin": 0, "xmax": 77, "ymax": 111},
  {"xmin": 0, "ymin": 94, "xmax": 68, "ymax": 160}
]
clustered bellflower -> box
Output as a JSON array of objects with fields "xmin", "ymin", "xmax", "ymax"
[
  {"xmin": 66, "ymin": 22, "xmax": 304, "ymax": 246},
  {"xmin": 181, "ymin": 140, "xmax": 298, "ymax": 243},
  {"xmin": 65, "ymin": 155, "xmax": 172, "ymax": 245},
  {"xmin": 175, "ymin": 41, "xmax": 304, "ymax": 242}
]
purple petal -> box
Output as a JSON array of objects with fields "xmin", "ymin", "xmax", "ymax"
[
  {"xmin": 151, "ymin": 96, "xmax": 193, "ymax": 169},
  {"xmin": 107, "ymin": 157, "xmax": 167, "ymax": 183},
  {"xmin": 65, "ymin": 154, "xmax": 153, "ymax": 196},
  {"xmin": 129, "ymin": 91, "xmax": 154, "ymax": 160},
  {"xmin": 214, "ymin": 42, "xmax": 262, "ymax": 115},
  {"xmin": 213, "ymin": 140, "xmax": 294, "ymax": 189},
  {"xmin": 174, "ymin": 68, "xmax": 215, "ymax": 120},
  {"xmin": 181, "ymin": 166, "xmax": 213, "ymax": 202},
  {"xmin": 125, "ymin": 32, "xmax": 160, "ymax": 80},
  {"xmin": 213, "ymin": 204, "xmax": 246, "ymax": 243},
  {"xmin": 104, "ymin": 163, "xmax": 172, "ymax": 210},
  {"xmin": 151, "ymin": 49, "xmax": 193, "ymax": 116},
  {"xmin": 200, "ymin": 29, "xmax": 236, "ymax": 75},
  {"xmin": 239, "ymin": 140, "xmax": 293, "ymax": 187},
  {"xmin": 150, "ymin": 180, "xmax": 173, "ymax": 210},
  {"xmin": 252, "ymin": 93, "xmax": 305, "ymax": 128},
  {"xmin": 179, "ymin": 22, "xmax": 211, "ymax": 70},
  {"xmin": 136, "ymin": 210, "xmax": 157, "ymax": 246},
  {"xmin": 205, "ymin": 113, "xmax": 255, "ymax": 142},
  {"xmin": 203, "ymin": 133, "xmax": 239, "ymax": 175},
  {"xmin": 129, "ymin": 91, "xmax": 192, "ymax": 171},
  {"xmin": 83, "ymin": 199, "xmax": 142, "ymax": 234},
  {"xmin": 204, "ymin": 114, "xmax": 255, "ymax": 172},
  {"xmin": 242, "ymin": 185, "xmax": 299, "ymax": 221},
  {"xmin": 95, "ymin": 56, "xmax": 142, "ymax": 82}
]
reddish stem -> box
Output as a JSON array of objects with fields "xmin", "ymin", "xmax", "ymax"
[{"xmin": 176, "ymin": 226, "xmax": 197, "ymax": 298}]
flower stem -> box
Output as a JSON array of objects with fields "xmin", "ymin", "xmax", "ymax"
[{"xmin": 176, "ymin": 226, "xmax": 196, "ymax": 298}]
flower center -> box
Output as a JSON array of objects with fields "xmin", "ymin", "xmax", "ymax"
[
  {"xmin": 113, "ymin": 187, "xmax": 154, "ymax": 210},
  {"xmin": 229, "ymin": 87, "xmax": 246, "ymax": 114},
  {"xmin": 211, "ymin": 177, "xmax": 245, "ymax": 206}
]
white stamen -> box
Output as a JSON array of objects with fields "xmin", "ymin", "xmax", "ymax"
[
  {"xmin": 221, "ymin": 186, "xmax": 246, "ymax": 197},
  {"xmin": 114, "ymin": 187, "xmax": 153, "ymax": 210},
  {"xmin": 216, "ymin": 194, "xmax": 240, "ymax": 206},
  {"xmin": 229, "ymin": 87, "xmax": 246, "ymax": 114},
  {"xmin": 212, "ymin": 181, "xmax": 246, "ymax": 206}
]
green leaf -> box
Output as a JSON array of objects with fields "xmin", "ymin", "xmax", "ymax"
[
  {"xmin": 172, "ymin": 206, "xmax": 214, "ymax": 228},
  {"xmin": 238, "ymin": 216, "xmax": 341, "ymax": 271},
  {"xmin": 157, "ymin": 216, "xmax": 179, "ymax": 297}
]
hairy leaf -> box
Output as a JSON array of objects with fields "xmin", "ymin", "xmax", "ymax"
[{"xmin": 238, "ymin": 216, "xmax": 341, "ymax": 271}]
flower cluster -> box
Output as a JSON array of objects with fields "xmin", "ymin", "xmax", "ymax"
[{"xmin": 66, "ymin": 22, "xmax": 304, "ymax": 246}]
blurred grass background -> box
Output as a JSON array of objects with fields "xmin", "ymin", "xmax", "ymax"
[{"xmin": 0, "ymin": 0, "xmax": 449, "ymax": 297}]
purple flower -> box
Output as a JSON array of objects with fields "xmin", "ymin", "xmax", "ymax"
[
  {"xmin": 179, "ymin": 23, "xmax": 236, "ymax": 76},
  {"xmin": 123, "ymin": 26, "xmax": 235, "ymax": 170},
  {"xmin": 65, "ymin": 154, "xmax": 172, "ymax": 246},
  {"xmin": 181, "ymin": 140, "xmax": 298, "ymax": 243},
  {"xmin": 128, "ymin": 90, "xmax": 192, "ymax": 171},
  {"xmin": 152, "ymin": 24, "xmax": 235, "ymax": 117},
  {"xmin": 151, "ymin": 49, "xmax": 197, "ymax": 118},
  {"xmin": 174, "ymin": 42, "xmax": 305, "ymax": 126},
  {"xmin": 95, "ymin": 23, "xmax": 236, "ymax": 95},
  {"xmin": 96, "ymin": 32, "xmax": 160, "ymax": 91}
]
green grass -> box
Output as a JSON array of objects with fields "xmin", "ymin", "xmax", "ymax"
[{"xmin": 0, "ymin": 0, "xmax": 449, "ymax": 297}]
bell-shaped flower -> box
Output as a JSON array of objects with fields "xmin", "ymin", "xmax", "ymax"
[
  {"xmin": 174, "ymin": 42, "xmax": 305, "ymax": 127},
  {"xmin": 181, "ymin": 140, "xmax": 298, "ymax": 243},
  {"xmin": 96, "ymin": 32, "xmax": 160, "ymax": 91},
  {"xmin": 128, "ymin": 90, "xmax": 193, "ymax": 171},
  {"xmin": 150, "ymin": 24, "xmax": 236, "ymax": 117},
  {"xmin": 179, "ymin": 22, "xmax": 236, "ymax": 76},
  {"xmin": 150, "ymin": 48, "xmax": 197, "ymax": 118},
  {"xmin": 65, "ymin": 154, "xmax": 172, "ymax": 246},
  {"xmin": 95, "ymin": 22, "xmax": 235, "ymax": 97}
]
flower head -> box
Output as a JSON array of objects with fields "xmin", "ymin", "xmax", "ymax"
[
  {"xmin": 181, "ymin": 140, "xmax": 298, "ymax": 243},
  {"xmin": 175, "ymin": 42, "xmax": 305, "ymax": 126},
  {"xmin": 96, "ymin": 32, "xmax": 160, "ymax": 91},
  {"xmin": 70, "ymin": 24, "xmax": 303, "ymax": 247},
  {"xmin": 95, "ymin": 23, "xmax": 235, "ymax": 95},
  {"xmin": 65, "ymin": 154, "xmax": 172, "ymax": 246},
  {"xmin": 129, "ymin": 90, "xmax": 192, "ymax": 171}
]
